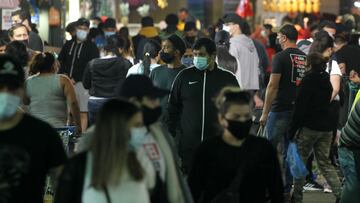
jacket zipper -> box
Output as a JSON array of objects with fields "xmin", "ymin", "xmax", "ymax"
[{"xmin": 201, "ymin": 71, "xmax": 207, "ymax": 142}]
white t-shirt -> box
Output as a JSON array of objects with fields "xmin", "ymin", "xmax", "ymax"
[
  {"xmin": 326, "ymin": 59, "xmax": 342, "ymax": 101},
  {"xmin": 126, "ymin": 62, "xmax": 161, "ymax": 77},
  {"xmin": 82, "ymin": 150, "xmax": 155, "ymax": 203},
  {"xmin": 141, "ymin": 133, "xmax": 166, "ymax": 181}
]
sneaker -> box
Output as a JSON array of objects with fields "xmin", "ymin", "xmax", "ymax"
[
  {"xmin": 303, "ymin": 181, "xmax": 324, "ymax": 191},
  {"xmin": 323, "ymin": 183, "xmax": 333, "ymax": 193}
]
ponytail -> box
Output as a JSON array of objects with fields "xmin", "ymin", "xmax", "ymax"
[
  {"xmin": 143, "ymin": 52, "xmax": 151, "ymax": 76},
  {"xmin": 141, "ymin": 40, "xmax": 161, "ymax": 76},
  {"xmin": 29, "ymin": 52, "xmax": 55, "ymax": 75}
]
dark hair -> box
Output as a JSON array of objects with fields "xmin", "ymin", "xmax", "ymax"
[
  {"xmin": 334, "ymin": 33, "xmax": 349, "ymax": 45},
  {"xmin": 142, "ymin": 40, "xmax": 161, "ymax": 76},
  {"xmin": 309, "ymin": 23, "xmax": 319, "ymax": 32},
  {"xmin": 348, "ymin": 33, "xmax": 360, "ymax": 46},
  {"xmin": 141, "ymin": 16, "xmax": 154, "ymax": 27},
  {"xmin": 88, "ymin": 27, "xmax": 101, "ymax": 40},
  {"xmin": 242, "ymin": 21, "xmax": 251, "ymax": 36},
  {"xmin": 104, "ymin": 18, "xmax": 116, "ymax": 29},
  {"xmin": 179, "ymin": 8, "xmax": 189, "ymax": 13},
  {"xmin": 29, "ymin": 52, "xmax": 55, "ymax": 74},
  {"xmin": 193, "ymin": 37, "xmax": 216, "ymax": 55},
  {"xmin": 279, "ymin": 24, "xmax": 298, "ymax": 41},
  {"xmin": 309, "ymin": 30, "xmax": 334, "ymax": 54},
  {"xmin": 215, "ymin": 31, "xmax": 237, "ymax": 73},
  {"xmin": 77, "ymin": 18, "xmax": 90, "ymax": 27},
  {"xmin": 5, "ymin": 41, "xmax": 28, "ymax": 67},
  {"xmin": 165, "ymin": 14, "xmax": 179, "ymax": 26},
  {"xmin": 91, "ymin": 16, "xmax": 101, "ymax": 22},
  {"xmin": 0, "ymin": 54, "xmax": 25, "ymax": 90},
  {"xmin": 91, "ymin": 99, "xmax": 144, "ymax": 189},
  {"xmin": 11, "ymin": 10, "xmax": 30, "ymax": 22},
  {"xmin": 263, "ymin": 24, "xmax": 273, "ymax": 31},
  {"xmin": 104, "ymin": 35, "xmax": 124, "ymax": 57},
  {"xmin": 8, "ymin": 23, "xmax": 28, "ymax": 38},
  {"xmin": 119, "ymin": 27, "xmax": 129, "ymax": 39},
  {"xmin": 306, "ymin": 53, "xmax": 327, "ymax": 73},
  {"xmin": 215, "ymin": 87, "xmax": 252, "ymax": 116},
  {"xmin": 65, "ymin": 21, "xmax": 78, "ymax": 33},
  {"xmin": 184, "ymin": 21, "xmax": 196, "ymax": 32},
  {"xmin": 0, "ymin": 39, "xmax": 8, "ymax": 47},
  {"xmin": 319, "ymin": 20, "xmax": 336, "ymax": 30}
]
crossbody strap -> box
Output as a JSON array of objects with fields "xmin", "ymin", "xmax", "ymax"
[{"xmin": 103, "ymin": 185, "xmax": 111, "ymax": 203}]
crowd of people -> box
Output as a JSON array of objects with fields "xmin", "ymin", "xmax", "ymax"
[{"xmin": 0, "ymin": 7, "xmax": 360, "ymax": 203}]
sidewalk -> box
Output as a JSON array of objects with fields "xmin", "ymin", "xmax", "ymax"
[{"xmin": 303, "ymin": 191, "xmax": 336, "ymax": 203}]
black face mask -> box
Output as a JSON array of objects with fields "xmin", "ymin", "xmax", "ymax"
[
  {"xmin": 21, "ymin": 40, "xmax": 29, "ymax": 47},
  {"xmin": 160, "ymin": 51, "xmax": 175, "ymax": 64},
  {"xmin": 226, "ymin": 119, "xmax": 252, "ymax": 140},
  {"xmin": 142, "ymin": 105, "xmax": 162, "ymax": 126},
  {"xmin": 185, "ymin": 36, "xmax": 196, "ymax": 45}
]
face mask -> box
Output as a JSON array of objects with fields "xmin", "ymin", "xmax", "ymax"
[
  {"xmin": 194, "ymin": 56, "xmax": 209, "ymax": 71},
  {"xmin": 76, "ymin": 30, "xmax": 88, "ymax": 41},
  {"xmin": 181, "ymin": 56, "xmax": 193, "ymax": 67},
  {"xmin": 261, "ymin": 30, "xmax": 267, "ymax": 37},
  {"xmin": 142, "ymin": 105, "xmax": 162, "ymax": 126},
  {"xmin": 223, "ymin": 25, "xmax": 230, "ymax": 33},
  {"xmin": 0, "ymin": 92, "xmax": 20, "ymax": 120},
  {"xmin": 104, "ymin": 31, "xmax": 116, "ymax": 37},
  {"xmin": 21, "ymin": 40, "xmax": 29, "ymax": 47},
  {"xmin": 129, "ymin": 126, "xmax": 147, "ymax": 150},
  {"xmin": 226, "ymin": 119, "xmax": 252, "ymax": 140},
  {"xmin": 160, "ymin": 51, "xmax": 175, "ymax": 64}
]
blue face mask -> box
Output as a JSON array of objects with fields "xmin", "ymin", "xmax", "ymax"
[
  {"xmin": 76, "ymin": 30, "xmax": 88, "ymax": 41},
  {"xmin": 0, "ymin": 92, "xmax": 20, "ymax": 120},
  {"xmin": 194, "ymin": 56, "xmax": 209, "ymax": 71},
  {"xmin": 181, "ymin": 56, "xmax": 194, "ymax": 67},
  {"xmin": 104, "ymin": 31, "xmax": 116, "ymax": 37},
  {"xmin": 129, "ymin": 127, "xmax": 147, "ymax": 150}
]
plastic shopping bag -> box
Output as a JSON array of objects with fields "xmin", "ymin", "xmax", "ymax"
[{"xmin": 286, "ymin": 142, "xmax": 309, "ymax": 179}]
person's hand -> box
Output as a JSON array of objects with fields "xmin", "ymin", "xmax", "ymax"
[
  {"xmin": 350, "ymin": 70, "xmax": 360, "ymax": 84},
  {"xmin": 259, "ymin": 113, "xmax": 268, "ymax": 127},
  {"xmin": 254, "ymin": 94, "xmax": 264, "ymax": 108},
  {"xmin": 70, "ymin": 78, "xmax": 76, "ymax": 85}
]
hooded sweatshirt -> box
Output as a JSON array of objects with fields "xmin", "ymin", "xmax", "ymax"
[
  {"xmin": 229, "ymin": 34, "xmax": 260, "ymax": 90},
  {"xmin": 288, "ymin": 71, "xmax": 333, "ymax": 137},
  {"xmin": 82, "ymin": 56, "xmax": 132, "ymax": 98}
]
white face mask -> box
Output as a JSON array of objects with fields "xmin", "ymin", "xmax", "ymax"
[
  {"xmin": 76, "ymin": 30, "xmax": 88, "ymax": 41},
  {"xmin": 0, "ymin": 92, "xmax": 20, "ymax": 120},
  {"xmin": 261, "ymin": 30, "xmax": 267, "ymax": 37},
  {"xmin": 129, "ymin": 126, "xmax": 148, "ymax": 150},
  {"xmin": 223, "ymin": 25, "xmax": 231, "ymax": 33}
]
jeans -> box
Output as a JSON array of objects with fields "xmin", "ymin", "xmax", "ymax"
[
  {"xmin": 265, "ymin": 111, "xmax": 293, "ymax": 193},
  {"xmin": 339, "ymin": 147, "xmax": 360, "ymax": 203},
  {"xmin": 293, "ymin": 128, "xmax": 342, "ymax": 203},
  {"xmin": 88, "ymin": 98, "xmax": 108, "ymax": 127}
]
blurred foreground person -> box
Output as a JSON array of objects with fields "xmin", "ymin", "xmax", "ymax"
[
  {"xmin": 188, "ymin": 87, "xmax": 283, "ymax": 203},
  {"xmin": 55, "ymin": 99, "xmax": 155, "ymax": 203},
  {"xmin": 0, "ymin": 55, "xmax": 66, "ymax": 202}
]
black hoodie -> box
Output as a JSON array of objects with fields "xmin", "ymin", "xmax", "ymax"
[
  {"xmin": 58, "ymin": 39, "xmax": 99, "ymax": 82},
  {"xmin": 289, "ymin": 71, "xmax": 334, "ymax": 138},
  {"xmin": 82, "ymin": 57, "xmax": 132, "ymax": 98}
]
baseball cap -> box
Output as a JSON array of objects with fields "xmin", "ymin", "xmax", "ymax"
[
  {"xmin": 0, "ymin": 55, "xmax": 24, "ymax": 89},
  {"xmin": 119, "ymin": 75, "xmax": 169, "ymax": 99},
  {"xmin": 272, "ymin": 24, "xmax": 298, "ymax": 41},
  {"xmin": 167, "ymin": 34, "xmax": 186, "ymax": 55},
  {"xmin": 222, "ymin": 13, "xmax": 245, "ymax": 28}
]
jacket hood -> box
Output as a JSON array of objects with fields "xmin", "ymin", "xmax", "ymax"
[
  {"xmin": 139, "ymin": 27, "xmax": 159, "ymax": 38},
  {"xmin": 230, "ymin": 34, "xmax": 257, "ymax": 53},
  {"xmin": 91, "ymin": 57, "xmax": 127, "ymax": 76}
]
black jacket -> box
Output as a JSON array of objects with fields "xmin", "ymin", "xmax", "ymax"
[
  {"xmin": 83, "ymin": 57, "xmax": 132, "ymax": 98},
  {"xmin": 58, "ymin": 39, "xmax": 99, "ymax": 82},
  {"xmin": 289, "ymin": 71, "xmax": 333, "ymax": 138},
  {"xmin": 166, "ymin": 64, "xmax": 239, "ymax": 172}
]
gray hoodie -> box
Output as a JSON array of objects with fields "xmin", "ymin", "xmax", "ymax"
[{"xmin": 229, "ymin": 34, "xmax": 260, "ymax": 90}]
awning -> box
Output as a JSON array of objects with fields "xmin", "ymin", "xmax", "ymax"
[{"xmin": 0, "ymin": 0, "xmax": 20, "ymax": 9}]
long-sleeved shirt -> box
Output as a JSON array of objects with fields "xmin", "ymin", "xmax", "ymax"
[
  {"xmin": 288, "ymin": 71, "xmax": 333, "ymax": 138},
  {"xmin": 188, "ymin": 135, "xmax": 283, "ymax": 203},
  {"xmin": 341, "ymin": 92, "xmax": 360, "ymax": 149},
  {"xmin": 229, "ymin": 34, "xmax": 260, "ymax": 90}
]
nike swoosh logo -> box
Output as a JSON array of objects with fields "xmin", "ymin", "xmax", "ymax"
[{"xmin": 188, "ymin": 81, "xmax": 198, "ymax": 85}]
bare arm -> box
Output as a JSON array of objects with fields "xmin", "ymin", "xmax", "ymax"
[
  {"xmin": 260, "ymin": 74, "xmax": 281, "ymax": 125},
  {"xmin": 60, "ymin": 75, "xmax": 82, "ymax": 133},
  {"xmin": 330, "ymin": 74, "xmax": 341, "ymax": 101}
]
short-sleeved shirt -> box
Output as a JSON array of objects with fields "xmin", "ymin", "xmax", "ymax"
[
  {"xmin": 271, "ymin": 48, "xmax": 306, "ymax": 112},
  {"xmin": 0, "ymin": 114, "xmax": 67, "ymax": 203}
]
